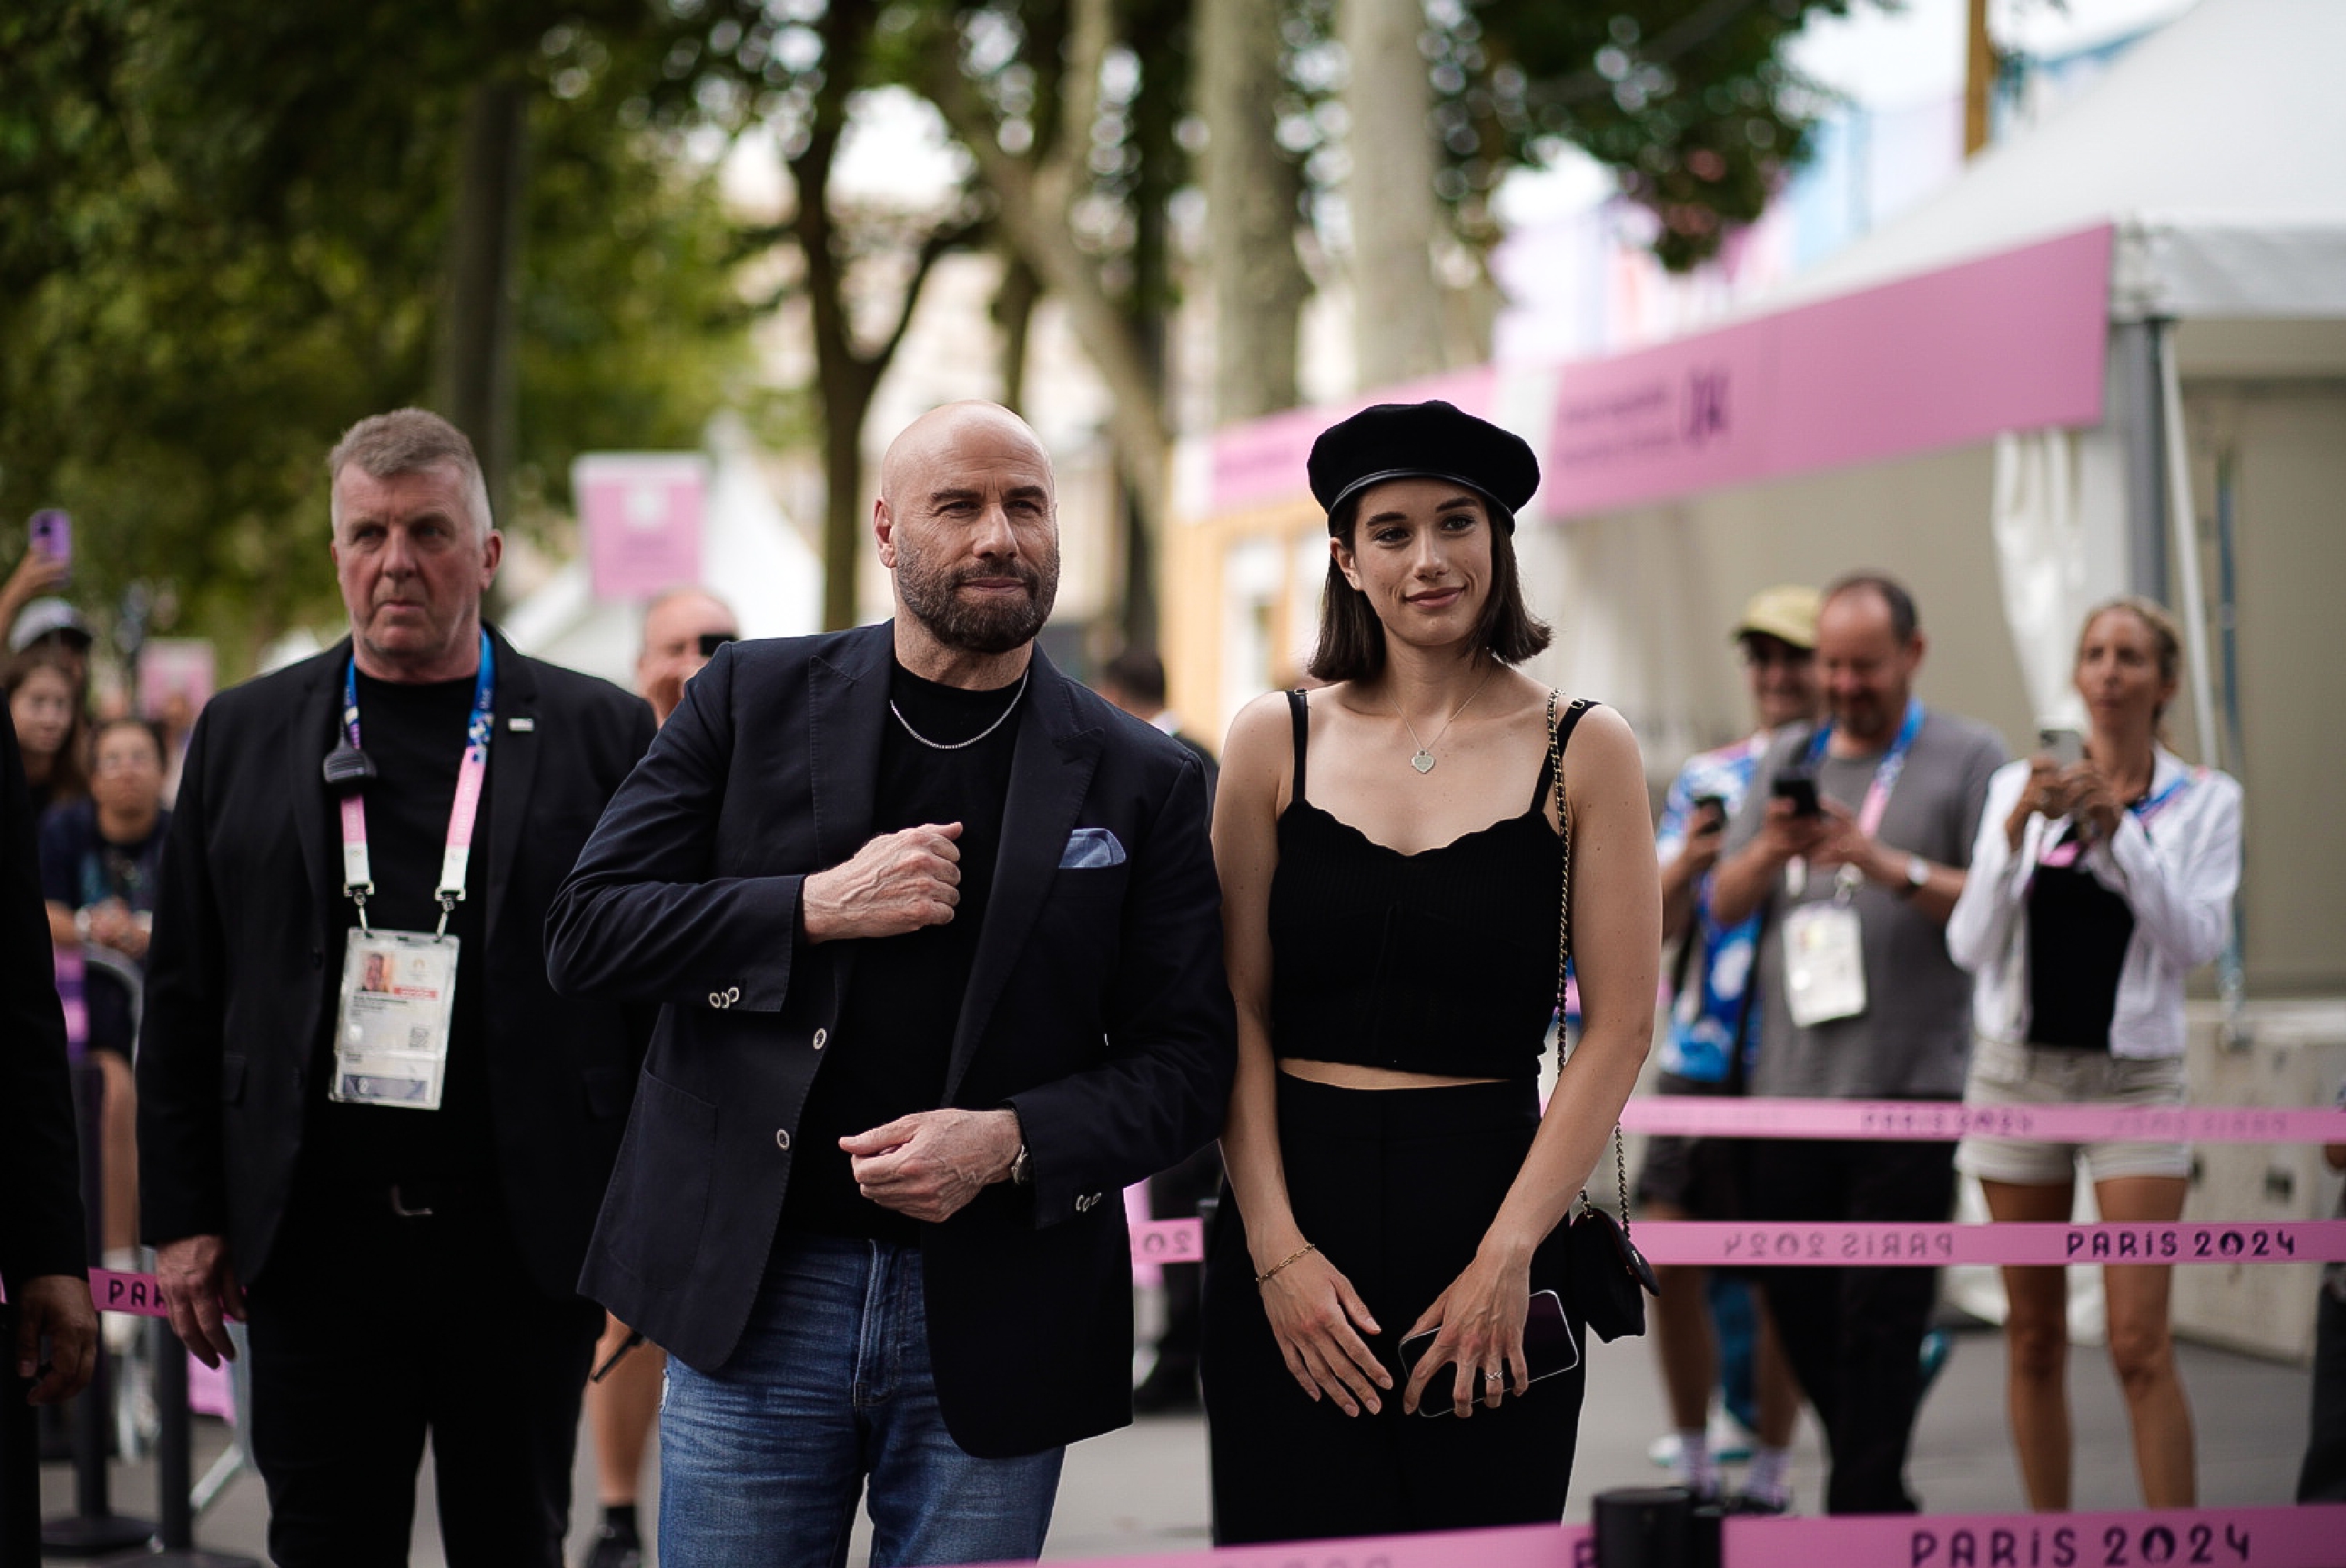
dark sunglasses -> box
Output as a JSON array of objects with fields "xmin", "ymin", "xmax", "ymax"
[{"xmin": 698, "ymin": 631, "xmax": 737, "ymax": 658}]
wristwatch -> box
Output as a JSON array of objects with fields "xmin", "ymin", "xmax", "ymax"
[
  {"xmin": 1897, "ymin": 855, "xmax": 1930, "ymax": 898},
  {"xmin": 1008, "ymin": 1143, "xmax": 1033, "ymax": 1186}
]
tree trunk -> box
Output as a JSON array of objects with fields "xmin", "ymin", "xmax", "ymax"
[
  {"xmin": 994, "ymin": 249, "xmax": 1041, "ymax": 414},
  {"xmin": 438, "ymin": 77, "xmax": 528, "ymax": 529},
  {"xmin": 1341, "ymin": 0, "xmax": 1444, "ymax": 389},
  {"xmin": 1200, "ymin": 0, "xmax": 1309, "ymax": 425}
]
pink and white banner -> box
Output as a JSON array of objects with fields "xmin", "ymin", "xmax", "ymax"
[
  {"xmin": 1618, "ymin": 1096, "xmax": 2342, "ymax": 1144},
  {"xmin": 1541, "ymin": 224, "xmax": 2112, "ymax": 518},
  {"xmin": 574, "ymin": 452, "xmax": 708, "ymax": 603}
]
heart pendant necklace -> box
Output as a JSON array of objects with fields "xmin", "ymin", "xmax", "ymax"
[{"xmin": 1392, "ymin": 662, "xmax": 1497, "ymax": 776}]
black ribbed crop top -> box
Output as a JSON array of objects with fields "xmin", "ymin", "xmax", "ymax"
[{"xmin": 1266, "ymin": 690, "xmax": 1593, "ymax": 1081}]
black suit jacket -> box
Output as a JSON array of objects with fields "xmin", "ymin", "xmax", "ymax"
[
  {"xmin": 546, "ymin": 624, "xmax": 1235, "ymax": 1458},
  {"xmin": 1, "ymin": 719, "xmax": 85, "ymax": 1296},
  {"xmin": 136, "ymin": 629, "xmax": 657, "ymax": 1300}
]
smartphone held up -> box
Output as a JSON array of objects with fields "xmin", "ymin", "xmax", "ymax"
[{"xmin": 27, "ymin": 508, "xmax": 71, "ymax": 587}]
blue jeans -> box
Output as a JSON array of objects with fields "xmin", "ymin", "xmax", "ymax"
[{"xmin": 659, "ymin": 1233, "xmax": 1064, "ymax": 1568}]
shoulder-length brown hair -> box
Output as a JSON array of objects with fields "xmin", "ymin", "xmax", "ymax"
[
  {"xmin": 4, "ymin": 644, "xmax": 90, "ymax": 802},
  {"xmin": 1304, "ymin": 497, "xmax": 1551, "ymax": 684}
]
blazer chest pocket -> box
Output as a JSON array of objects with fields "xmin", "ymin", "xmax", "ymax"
[{"xmin": 610, "ymin": 1071, "xmax": 718, "ymax": 1288}]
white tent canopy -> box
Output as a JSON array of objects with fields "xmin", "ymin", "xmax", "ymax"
[{"xmin": 1767, "ymin": 0, "xmax": 2346, "ymax": 321}]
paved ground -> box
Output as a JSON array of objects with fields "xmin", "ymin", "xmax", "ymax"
[{"xmin": 37, "ymin": 1317, "xmax": 2312, "ymax": 1565}]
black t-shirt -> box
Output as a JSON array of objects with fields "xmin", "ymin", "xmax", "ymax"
[
  {"xmin": 307, "ymin": 670, "xmax": 493, "ymax": 1189},
  {"xmin": 780, "ymin": 658, "xmax": 1024, "ymax": 1243},
  {"xmin": 39, "ymin": 798, "xmax": 169, "ymax": 919},
  {"xmin": 2025, "ymin": 825, "xmax": 2136, "ymax": 1051}
]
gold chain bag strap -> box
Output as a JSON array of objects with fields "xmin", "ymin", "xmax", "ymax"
[{"xmin": 1548, "ymin": 690, "xmax": 1659, "ymax": 1343}]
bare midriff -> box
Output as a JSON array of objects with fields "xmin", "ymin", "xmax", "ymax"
[{"xmin": 1277, "ymin": 1058, "xmax": 1505, "ymax": 1090}]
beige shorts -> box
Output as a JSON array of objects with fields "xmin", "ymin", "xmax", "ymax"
[{"xmin": 1953, "ymin": 1035, "xmax": 2192, "ymax": 1186}]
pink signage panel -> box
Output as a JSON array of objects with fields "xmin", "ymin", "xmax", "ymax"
[
  {"xmin": 575, "ymin": 453, "xmax": 708, "ymax": 603},
  {"xmin": 1544, "ymin": 224, "xmax": 2112, "ymax": 518},
  {"xmin": 1210, "ymin": 366, "xmax": 1498, "ymax": 514}
]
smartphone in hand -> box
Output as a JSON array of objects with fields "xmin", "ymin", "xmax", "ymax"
[
  {"xmin": 28, "ymin": 509, "xmax": 70, "ymax": 586},
  {"xmin": 1397, "ymin": 1289, "xmax": 1580, "ymax": 1418},
  {"xmin": 1770, "ymin": 772, "xmax": 1821, "ymax": 817},
  {"xmin": 2037, "ymin": 727, "xmax": 2085, "ymax": 769}
]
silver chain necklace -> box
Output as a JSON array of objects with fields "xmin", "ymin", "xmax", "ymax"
[
  {"xmin": 1390, "ymin": 662, "xmax": 1497, "ymax": 774},
  {"xmin": 890, "ymin": 668, "xmax": 1029, "ymax": 751}
]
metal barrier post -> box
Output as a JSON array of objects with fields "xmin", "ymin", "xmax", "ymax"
[
  {"xmin": 38, "ymin": 1057, "xmax": 151, "ymax": 1557},
  {"xmin": 129, "ymin": 1319, "xmax": 257, "ymax": 1568}
]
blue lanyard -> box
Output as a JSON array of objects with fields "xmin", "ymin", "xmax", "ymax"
[{"xmin": 337, "ymin": 630, "xmax": 496, "ymax": 931}]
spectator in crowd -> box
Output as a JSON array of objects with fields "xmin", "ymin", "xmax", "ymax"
[
  {"xmin": 1640, "ymin": 586, "xmax": 1820, "ymax": 1509},
  {"xmin": 1709, "ymin": 572, "xmax": 2005, "ymax": 1514},
  {"xmin": 1096, "ymin": 644, "xmax": 1220, "ymax": 1415},
  {"xmin": 1947, "ymin": 597, "xmax": 2240, "ymax": 1510},
  {"xmin": 1202, "ymin": 400, "xmax": 1657, "ymax": 1543},
  {"xmin": 9, "ymin": 597, "xmax": 96, "ymax": 690},
  {"xmin": 634, "ymin": 587, "xmax": 739, "ymax": 728},
  {"xmin": 574, "ymin": 587, "xmax": 742, "ymax": 1568},
  {"xmin": 138, "ymin": 408, "xmax": 658, "ymax": 1566},
  {"xmin": 2, "ymin": 714, "xmax": 99, "ymax": 1412},
  {"xmin": 546, "ymin": 401, "xmax": 1233, "ymax": 1566},
  {"xmin": 7, "ymin": 645, "xmax": 88, "ymax": 817},
  {"xmin": 2, "ymin": 523, "xmax": 70, "ymax": 638},
  {"xmin": 1097, "ymin": 647, "xmax": 1219, "ymax": 803},
  {"xmin": 41, "ymin": 716, "xmax": 172, "ymax": 1268}
]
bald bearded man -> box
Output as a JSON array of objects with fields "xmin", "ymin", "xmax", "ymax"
[{"xmin": 547, "ymin": 403, "xmax": 1234, "ymax": 1566}]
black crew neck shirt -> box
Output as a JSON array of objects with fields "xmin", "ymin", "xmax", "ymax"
[
  {"xmin": 780, "ymin": 658, "xmax": 1024, "ymax": 1243},
  {"xmin": 308, "ymin": 669, "xmax": 493, "ymax": 1189},
  {"xmin": 2025, "ymin": 823, "xmax": 2136, "ymax": 1050}
]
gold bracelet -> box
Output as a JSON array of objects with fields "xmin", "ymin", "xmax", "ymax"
[{"xmin": 1254, "ymin": 1243, "xmax": 1318, "ymax": 1287}]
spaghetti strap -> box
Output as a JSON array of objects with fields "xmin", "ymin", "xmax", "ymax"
[
  {"xmin": 1532, "ymin": 697, "xmax": 1598, "ymax": 811},
  {"xmin": 1286, "ymin": 688, "xmax": 1310, "ymax": 806}
]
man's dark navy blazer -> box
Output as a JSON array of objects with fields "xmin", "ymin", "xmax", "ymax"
[
  {"xmin": 545, "ymin": 623, "xmax": 1236, "ymax": 1459},
  {"xmin": 136, "ymin": 629, "xmax": 658, "ymax": 1299}
]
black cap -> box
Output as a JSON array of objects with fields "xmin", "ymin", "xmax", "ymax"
[{"xmin": 1307, "ymin": 400, "xmax": 1539, "ymax": 535}]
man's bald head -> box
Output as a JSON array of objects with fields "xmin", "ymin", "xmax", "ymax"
[{"xmin": 878, "ymin": 402, "xmax": 1052, "ymax": 514}]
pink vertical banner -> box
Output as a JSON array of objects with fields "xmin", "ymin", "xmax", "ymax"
[
  {"xmin": 136, "ymin": 638, "xmax": 215, "ymax": 721},
  {"xmin": 573, "ymin": 453, "xmax": 709, "ymax": 603}
]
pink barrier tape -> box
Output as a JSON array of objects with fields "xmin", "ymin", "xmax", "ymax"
[
  {"xmin": 1618, "ymin": 1096, "xmax": 2346, "ymax": 1144},
  {"xmin": 1726, "ymin": 1504, "xmax": 2346, "ymax": 1568},
  {"xmin": 1642, "ymin": 1221, "xmax": 2346, "ymax": 1268},
  {"xmin": 937, "ymin": 1508, "xmax": 2346, "ymax": 1568},
  {"xmin": 1135, "ymin": 1217, "xmax": 2346, "ymax": 1268},
  {"xmin": 90, "ymin": 1268, "xmax": 171, "ymax": 1319}
]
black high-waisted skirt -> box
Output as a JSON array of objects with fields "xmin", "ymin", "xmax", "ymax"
[{"xmin": 1201, "ymin": 1074, "xmax": 1586, "ymax": 1545}]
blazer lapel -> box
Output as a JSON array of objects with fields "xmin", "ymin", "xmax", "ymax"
[
  {"xmin": 943, "ymin": 649, "xmax": 1100, "ymax": 1103},
  {"xmin": 482, "ymin": 628, "xmax": 540, "ymax": 942},
  {"xmin": 288, "ymin": 642, "xmax": 350, "ymax": 944},
  {"xmin": 808, "ymin": 624, "xmax": 892, "ymax": 868}
]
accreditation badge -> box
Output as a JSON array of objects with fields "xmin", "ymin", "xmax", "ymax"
[
  {"xmin": 1783, "ymin": 901, "xmax": 1866, "ymax": 1027},
  {"xmin": 328, "ymin": 928, "xmax": 459, "ymax": 1111}
]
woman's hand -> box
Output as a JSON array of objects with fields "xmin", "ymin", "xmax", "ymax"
[
  {"xmin": 1399, "ymin": 1249, "xmax": 1534, "ymax": 1418},
  {"xmin": 1256, "ymin": 1247, "xmax": 1390, "ymax": 1416},
  {"xmin": 2064, "ymin": 760, "xmax": 2122, "ymax": 844},
  {"xmin": 2005, "ymin": 757, "xmax": 2068, "ymax": 850}
]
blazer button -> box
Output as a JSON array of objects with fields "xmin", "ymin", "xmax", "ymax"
[
  {"xmin": 811, "ymin": 1028, "xmax": 827, "ymax": 1050},
  {"xmin": 774, "ymin": 1128, "xmax": 791, "ymax": 1151}
]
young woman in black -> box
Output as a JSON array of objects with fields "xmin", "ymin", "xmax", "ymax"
[{"xmin": 1202, "ymin": 402, "xmax": 1659, "ymax": 1543}]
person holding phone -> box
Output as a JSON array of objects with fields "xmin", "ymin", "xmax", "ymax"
[
  {"xmin": 1638, "ymin": 586, "xmax": 1821, "ymax": 1511},
  {"xmin": 1203, "ymin": 401, "xmax": 1658, "ymax": 1544},
  {"xmin": 5, "ymin": 646, "xmax": 89, "ymax": 818},
  {"xmin": 1946, "ymin": 597, "xmax": 2241, "ymax": 1511}
]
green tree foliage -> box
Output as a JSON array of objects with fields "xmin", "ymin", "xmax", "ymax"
[{"xmin": 0, "ymin": 0, "xmax": 761, "ymax": 671}]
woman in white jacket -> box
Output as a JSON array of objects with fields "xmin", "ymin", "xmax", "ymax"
[{"xmin": 1947, "ymin": 597, "xmax": 2240, "ymax": 1512}]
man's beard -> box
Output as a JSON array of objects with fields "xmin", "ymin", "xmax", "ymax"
[{"xmin": 897, "ymin": 540, "xmax": 1060, "ymax": 655}]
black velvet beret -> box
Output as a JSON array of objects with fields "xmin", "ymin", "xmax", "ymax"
[{"xmin": 1307, "ymin": 400, "xmax": 1539, "ymax": 535}]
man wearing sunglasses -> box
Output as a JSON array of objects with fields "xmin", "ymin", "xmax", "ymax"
[{"xmin": 635, "ymin": 588, "xmax": 739, "ymax": 729}]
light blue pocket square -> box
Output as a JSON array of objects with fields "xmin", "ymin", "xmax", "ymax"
[{"xmin": 1059, "ymin": 827, "xmax": 1127, "ymax": 869}]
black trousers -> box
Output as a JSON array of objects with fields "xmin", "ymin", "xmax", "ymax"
[
  {"xmin": 243, "ymin": 1179, "xmax": 603, "ymax": 1567},
  {"xmin": 2300, "ymin": 1283, "xmax": 2346, "ymax": 1502},
  {"xmin": 1746, "ymin": 1136, "xmax": 1957, "ymax": 1516},
  {"xmin": 1202, "ymin": 1076, "xmax": 1584, "ymax": 1545}
]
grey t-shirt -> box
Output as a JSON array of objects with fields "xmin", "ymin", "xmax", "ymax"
[{"xmin": 1724, "ymin": 707, "xmax": 2005, "ymax": 1100}]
